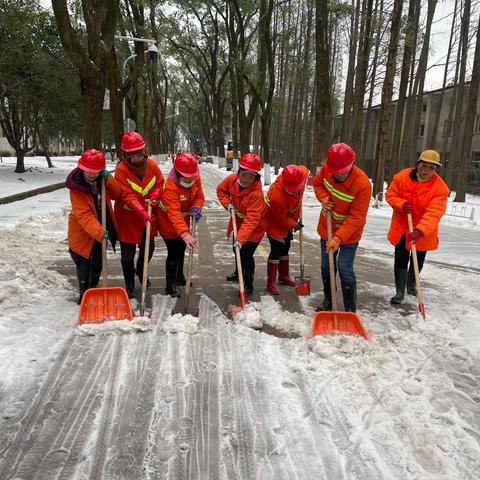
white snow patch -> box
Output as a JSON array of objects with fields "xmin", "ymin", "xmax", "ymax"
[
  {"xmin": 234, "ymin": 296, "xmax": 312, "ymax": 337},
  {"xmin": 162, "ymin": 313, "xmax": 199, "ymax": 333},
  {"xmin": 75, "ymin": 316, "xmax": 152, "ymax": 336}
]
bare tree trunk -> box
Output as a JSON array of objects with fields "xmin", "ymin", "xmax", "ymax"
[
  {"xmin": 428, "ymin": 0, "xmax": 458, "ymax": 148},
  {"xmin": 372, "ymin": 0, "xmax": 403, "ymax": 197},
  {"xmin": 445, "ymin": 0, "xmax": 471, "ymax": 189},
  {"xmin": 409, "ymin": 0, "xmax": 438, "ymax": 161},
  {"xmin": 389, "ymin": 0, "xmax": 419, "ymax": 178},
  {"xmin": 341, "ymin": 0, "xmax": 361, "ymax": 143},
  {"xmin": 51, "ymin": 0, "xmax": 118, "ymax": 150},
  {"xmin": 360, "ymin": 0, "xmax": 382, "ymax": 171},
  {"xmin": 397, "ymin": 0, "xmax": 421, "ymax": 172},
  {"xmin": 313, "ymin": 0, "xmax": 331, "ymax": 168},
  {"xmin": 454, "ymin": 16, "xmax": 480, "ymax": 202},
  {"xmin": 351, "ymin": 0, "xmax": 374, "ymax": 155}
]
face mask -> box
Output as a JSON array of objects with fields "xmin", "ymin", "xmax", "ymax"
[
  {"xmin": 238, "ymin": 179, "xmax": 248, "ymax": 188},
  {"xmin": 180, "ymin": 179, "xmax": 194, "ymax": 188}
]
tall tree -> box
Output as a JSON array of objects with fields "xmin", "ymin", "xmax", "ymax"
[
  {"xmin": 454, "ymin": 16, "xmax": 480, "ymax": 202},
  {"xmin": 313, "ymin": 0, "xmax": 331, "ymax": 169},
  {"xmin": 445, "ymin": 0, "xmax": 471, "ymax": 188},
  {"xmin": 372, "ymin": 0, "xmax": 403, "ymax": 197},
  {"xmin": 52, "ymin": 0, "xmax": 119, "ymax": 149}
]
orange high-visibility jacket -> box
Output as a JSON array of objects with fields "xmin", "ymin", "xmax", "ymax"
[
  {"xmin": 217, "ymin": 173, "xmax": 265, "ymax": 244},
  {"xmin": 386, "ymin": 167, "xmax": 449, "ymax": 251},
  {"xmin": 157, "ymin": 174, "xmax": 205, "ymax": 239},
  {"xmin": 68, "ymin": 175, "xmax": 122, "ymax": 258},
  {"xmin": 313, "ymin": 164, "xmax": 371, "ymax": 244},
  {"xmin": 114, "ymin": 158, "xmax": 164, "ymax": 244},
  {"xmin": 264, "ymin": 165, "xmax": 309, "ymax": 239}
]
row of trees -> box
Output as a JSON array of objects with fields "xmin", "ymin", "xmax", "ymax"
[{"xmin": 1, "ymin": 1, "xmax": 479, "ymax": 201}]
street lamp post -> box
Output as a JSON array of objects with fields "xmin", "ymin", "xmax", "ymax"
[{"xmin": 115, "ymin": 35, "xmax": 159, "ymax": 131}]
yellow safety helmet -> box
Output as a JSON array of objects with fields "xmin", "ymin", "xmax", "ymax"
[{"xmin": 418, "ymin": 150, "xmax": 442, "ymax": 167}]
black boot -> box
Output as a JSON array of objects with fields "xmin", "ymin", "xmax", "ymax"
[
  {"xmin": 243, "ymin": 269, "xmax": 254, "ymax": 295},
  {"xmin": 165, "ymin": 260, "xmax": 181, "ymax": 298},
  {"xmin": 315, "ymin": 276, "xmax": 332, "ymax": 312},
  {"xmin": 341, "ymin": 280, "xmax": 357, "ymax": 313},
  {"xmin": 122, "ymin": 261, "xmax": 136, "ymax": 299},
  {"xmin": 407, "ymin": 267, "xmax": 416, "ymax": 296},
  {"xmin": 390, "ymin": 267, "xmax": 407, "ymax": 304}
]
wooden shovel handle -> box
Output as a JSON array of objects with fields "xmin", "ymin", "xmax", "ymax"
[
  {"xmin": 231, "ymin": 209, "xmax": 245, "ymax": 305},
  {"xmin": 299, "ymin": 203, "xmax": 305, "ymax": 278},
  {"xmin": 326, "ymin": 210, "xmax": 338, "ymax": 311},
  {"xmin": 140, "ymin": 200, "xmax": 152, "ymax": 315},
  {"xmin": 101, "ymin": 177, "xmax": 108, "ymax": 288},
  {"xmin": 407, "ymin": 212, "xmax": 425, "ymax": 317}
]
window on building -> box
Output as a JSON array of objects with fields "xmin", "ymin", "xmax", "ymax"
[
  {"xmin": 419, "ymin": 124, "xmax": 425, "ymax": 137},
  {"xmin": 472, "ymin": 151, "xmax": 480, "ymax": 166},
  {"xmin": 475, "ymin": 114, "xmax": 480, "ymax": 133}
]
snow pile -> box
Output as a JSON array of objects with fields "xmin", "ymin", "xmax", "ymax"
[
  {"xmin": 234, "ymin": 295, "xmax": 311, "ymax": 337},
  {"xmin": 162, "ymin": 313, "xmax": 199, "ymax": 333},
  {"xmin": 75, "ymin": 316, "xmax": 151, "ymax": 336}
]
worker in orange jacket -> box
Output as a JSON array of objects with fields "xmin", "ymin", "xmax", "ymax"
[
  {"xmin": 386, "ymin": 150, "xmax": 449, "ymax": 304},
  {"xmin": 217, "ymin": 153, "xmax": 265, "ymax": 295},
  {"xmin": 264, "ymin": 164, "xmax": 309, "ymax": 295},
  {"xmin": 114, "ymin": 132, "xmax": 164, "ymax": 298},
  {"xmin": 157, "ymin": 153, "xmax": 205, "ymax": 298},
  {"xmin": 313, "ymin": 143, "xmax": 371, "ymax": 313},
  {"xmin": 67, "ymin": 149, "xmax": 122, "ymax": 304}
]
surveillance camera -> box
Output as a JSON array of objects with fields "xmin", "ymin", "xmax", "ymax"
[{"xmin": 147, "ymin": 43, "xmax": 159, "ymax": 62}]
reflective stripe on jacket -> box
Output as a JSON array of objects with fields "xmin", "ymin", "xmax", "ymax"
[
  {"xmin": 386, "ymin": 168, "xmax": 449, "ymax": 251},
  {"xmin": 264, "ymin": 165, "xmax": 309, "ymax": 239},
  {"xmin": 216, "ymin": 173, "xmax": 265, "ymax": 244},
  {"xmin": 68, "ymin": 175, "xmax": 121, "ymax": 258},
  {"xmin": 157, "ymin": 176, "xmax": 205, "ymax": 239},
  {"xmin": 313, "ymin": 164, "xmax": 371, "ymax": 244},
  {"xmin": 114, "ymin": 158, "xmax": 164, "ymax": 244}
]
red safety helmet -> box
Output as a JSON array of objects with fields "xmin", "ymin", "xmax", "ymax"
[
  {"xmin": 121, "ymin": 131, "xmax": 146, "ymax": 153},
  {"xmin": 282, "ymin": 165, "xmax": 305, "ymax": 192},
  {"xmin": 77, "ymin": 148, "xmax": 106, "ymax": 173},
  {"xmin": 239, "ymin": 153, "xmax": 261, "ymax": 173},
  {"xmin": 174, "ymin": 153, "xmax": 199, "ymax": 178},
  {"xmin": 326, "ymin": 143, "xmax": 355, "ymax": 175}
]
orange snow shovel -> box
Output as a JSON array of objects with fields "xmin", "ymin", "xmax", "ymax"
[
  {"xmin": 230, "ymin": 208, "xmax": 246, "ymax": 314},
  {"xmin": 311, "ymin": 211, "xmax": 368, "ymax": 339},
  {"xmin": 295, "ymin": 205, "xmax": 310, "ymax": 295},
  {"xmin": 407, "ymin": 212, "xmax": 426, "ymax": 320},
  {"xmin": 77, "ymin": 178, "xmax": 133, "ymax": 325}
]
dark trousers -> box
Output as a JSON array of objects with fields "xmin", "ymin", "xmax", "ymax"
[
  {"xmin": 268, "ymin": 234, "xmax": 292, "ymax": 261},
  {"xmin": 163, "ymin": 238, "xmax": 187, "ymax": 264},
  {"xmin": 70, "ymin": 242, "xmax": 102, "ymax": 298},
  {"xmin": 238, "ymin": 241, "xmax": 259, "ymax": 272},
  {"xmin": 394, "ymin": 235, "xmax": 427, "ymax": 274},
  {"xmin": 120, "ymin": 230, "xmax": 155, "ymax": 288}
]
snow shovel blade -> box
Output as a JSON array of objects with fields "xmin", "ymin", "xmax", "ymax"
[
  {"xmin": 295, "ymin": 275, "xmax": 311, "ymax": 296},
  {"xmin": 77, "ymin": 287, "xmax": 134, "ymax": 325},
  {"xmin": 311, "ymin": 311, "xmax": 368, "ymax": 340}
]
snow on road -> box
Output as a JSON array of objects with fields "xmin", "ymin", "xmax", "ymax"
[{"xmin": 0, "ymin": 157, "xmax": 479, "ymax": 478}]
